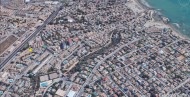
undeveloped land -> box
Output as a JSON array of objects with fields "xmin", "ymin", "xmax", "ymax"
[{"xmin": 0, "ymin": 35, "xmax": 17, "ymax": 54}]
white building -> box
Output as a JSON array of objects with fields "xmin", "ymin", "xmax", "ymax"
[{"xmin": 25, "ymin": 0, "xmax": 31, "ymax": 3}]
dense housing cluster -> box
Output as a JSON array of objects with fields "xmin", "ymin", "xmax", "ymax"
[{"xmin": 0, "ymin": 0, "xmax": 190, "ymax": 97}]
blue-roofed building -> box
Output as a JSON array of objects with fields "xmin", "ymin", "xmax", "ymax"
[
  {"xmin": 0, "ymin": 91, "xmax": 3, "ymax": 95},
  {"xmin": 8, "ymin": 79, "xmax": 14, "ymax": 83},
  {"xmin": 63, "ymin": 60, "xmax": 68, "ymax": 65},
  {"xmin": 36, "ymin": 61, "xmax": 41, "ymax": 65},
  {"xmin": 16, "ymin": 64, "xmax": 23, "ymax": 68},
  {"xmin": 88, "ymin": 94, "xmax": 91, "ymax": 97},
  {"xmin": 67, "ymin": 90, "xmax": 76, "ymax": 97},
  {"xmin": 42, "ymin": 44, "xmax": 47, "ymax": 48},
  {"xmin": 40, "ymin": 82, "xmax": 48, "ymax": 87}
]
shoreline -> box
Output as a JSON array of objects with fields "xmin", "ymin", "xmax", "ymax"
[{"xmin": 135, "ymin": 0, "xmax": 190, "ymax": 40}]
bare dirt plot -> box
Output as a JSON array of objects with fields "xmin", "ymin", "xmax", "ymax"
[
  {"xmin": 0, "ymin": 57, "xmax": 4, "ymax": 63},
  {"xmin": 0, "ymin": 35, "xmax": 17, "ymax": 54}
]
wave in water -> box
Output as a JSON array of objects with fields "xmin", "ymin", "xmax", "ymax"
[
  {"xmin": 140, "ymin": 0, "xmax": 152, "ymax": 8},
  {"xmin": 156, "ymin": 9, "xmax": 162, "ymax": 11},
  {"xmin": 172, "ymin": 23, "xmax": 180, "ymax": 28}
]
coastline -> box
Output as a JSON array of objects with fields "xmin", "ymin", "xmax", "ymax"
[{"xmin": 135, "ymin": 0, "xmax": 190, "ymax": 40}]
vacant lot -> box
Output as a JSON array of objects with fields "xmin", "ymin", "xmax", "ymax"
[{"xmin": 0, "ymin": 35, "xmax": 17, "ymax": 54}]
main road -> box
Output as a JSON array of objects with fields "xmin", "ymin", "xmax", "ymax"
[{"xmin": 0, "ymin": 5, "xmax": 63, "ymax": 70}]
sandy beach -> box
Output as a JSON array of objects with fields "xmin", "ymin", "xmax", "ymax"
[
  {"xmin": 125, "ymin": 0, "xmax": 145, "ymax": 14},
  {"xmin": 128, "ymin": 0, "xmax": 190, "ymax": 40}
]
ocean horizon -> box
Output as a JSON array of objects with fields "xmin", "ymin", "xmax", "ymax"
[{"xmin": 143, "ymin": 0, "xmax": 190, "ymax": 37}]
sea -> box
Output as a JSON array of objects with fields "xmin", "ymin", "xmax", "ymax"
[{"xmin": 143, "ymin": 0, "xmax": 190, "ymax": 37}]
